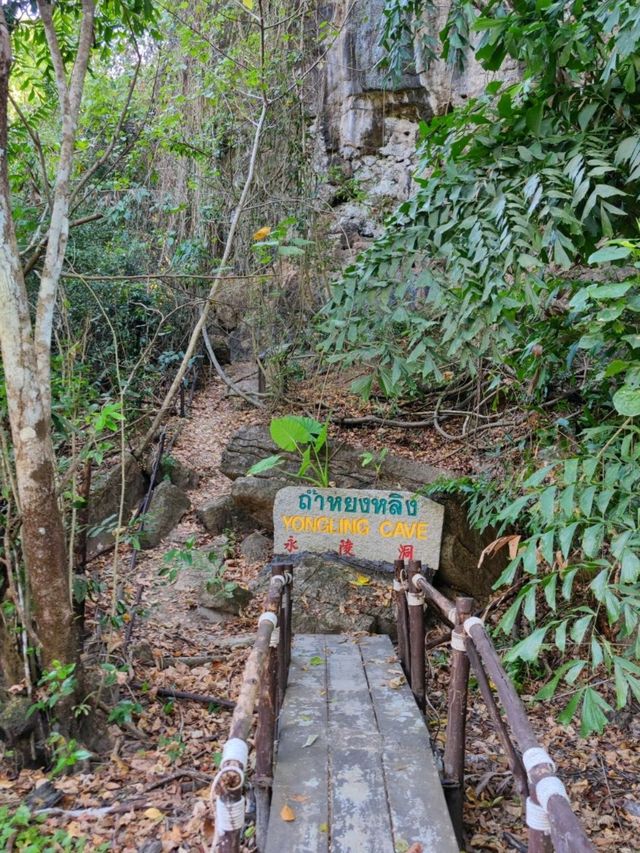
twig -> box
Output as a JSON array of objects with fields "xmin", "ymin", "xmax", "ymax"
[
  {"xmin": 202, "ymin": 326, "xmax": 264, "ymax": 409},
  {"xmin": 141, "ymin": 769, "xmax": 212, "ymax": 793},
  {"xmin": 132, "ymin": 681, "xmax": 235, "ymax": 709},
  {"xmin": 35, "ymin": 800, "xmax": 150, "ymax": 818}
]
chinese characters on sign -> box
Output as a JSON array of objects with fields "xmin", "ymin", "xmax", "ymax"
[{"xmin": 273, "ymin": 487, "xmax": 444, "ymax": 569}]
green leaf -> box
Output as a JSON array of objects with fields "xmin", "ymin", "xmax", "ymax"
[
  {"xmin": 580, "ymin": 688, "xmax": 612, "ymax": 737},
  {"xmin": 538, "ymin": 486, "xmax": 556, "ymax": 524},
  {"xmin": 555, "ymin": 619, "xmax": 568, "ymax": 653},
  {"xmin": 588, "ymin": 245, "xmax": 632, "ymax": 263},
  {"xmin": 559, "ymin": 522, "xmax": 579, "ymax": 559},
  {"xmin": 558, "ymin": 691, "xmax": 581, "ymax": 726},
  {"xmin": 613, "ymin": 386, "xmax": 640, "ymax": 417},
  {"xmin": 247, "ymin": 454, "xmax": 283, "ymax": 476},
  {"xmin": 621, "ymin": 549, "xmax": 640, "ymax": 583},
  {"xmin": 582, "ymin": 523, "xmax": 604, "ymax": 558},
  {"xmin": 504, "ymin": 626, "xmax": 547, "ymax": 663},
  {"xmin": 570, "ymin": 614, "xmax": 593, "ymax": 645},
  {"xmin": 270, "ymin": 416, "xmax": 312, "ymax": 451}
]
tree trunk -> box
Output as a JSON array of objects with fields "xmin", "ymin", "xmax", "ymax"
[{"xmin": 0, "ymin": 11, "xmax": 77, "ymax": 673}]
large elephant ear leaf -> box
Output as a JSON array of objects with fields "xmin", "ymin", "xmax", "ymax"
[{"xmin": 270, "ymin": 416, "xmax": 311, "ymax": 451}]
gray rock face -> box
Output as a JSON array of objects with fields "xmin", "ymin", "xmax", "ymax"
[
  {"xmin": 255, "ymin": 554, "xmax": 394, "ymax": 635},
  {"xmin": 200, "ymin": 582, "xmax": 253, "ymax": 615},
  {"xmin": 196, "ymin": 495, "xmax": 235, "ymax": 534},
  {"xmin": 160, "ymin": 455, "xmax": 200, "ymax": 491},
  {"xmin": 88, "ymin": 452, "xmax": 147, "ymax": 557},
  {"xmin": 240, "ymin": 531, "xmax": 272, "ymax": 564},
  {"xmin": 231, "ymin": 476, "xmax": 289, "ymax": 529},
  {"xmin": 221, "ymin": 424, "xmax": 505, "ymax": 599},
  {"xmin": 140, "ymin": 481, "xmax": 191, "ymax": 549}
]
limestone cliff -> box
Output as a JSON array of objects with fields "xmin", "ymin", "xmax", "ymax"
[{"xmin": 310, "ymin": 0, "xmax": 512, "ymax": 252}]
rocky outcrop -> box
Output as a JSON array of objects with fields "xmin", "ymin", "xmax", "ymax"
[
  {"xmin": 310, "ymin": 1, "xmax": 518, "ymax": 254},
  {"xmin": 220, "ymin": 424, "xmax": 504, "ymax": 598},
  {"xmin": 239, "ymin": 531, "xmax": 272, "ymax": 563},
  {"xmin": 88, "ymin": 453, "xmax": 147, "ymax": 557},
  {"xmin": 230, "ymin": 476, "xmax": 290, "ymax": 528},
  {"xmin": 159, "ymin": 455, "xmax": 200, "ymax": 491},
  {"xmin": 140, "ymin": 481, "xmax": 191, "ymax": 549},
  {"xmin": 254, "ymin": 553, "xmax": 394, "ymax": 634}
]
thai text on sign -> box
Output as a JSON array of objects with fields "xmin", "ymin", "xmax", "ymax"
[{"xmin": 273, "ymin": 487, "xmax": 444, "ymax": 569}]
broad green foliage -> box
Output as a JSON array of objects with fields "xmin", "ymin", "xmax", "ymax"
[
  {"xmin": 248, "ymin": 415, "xmax": 331, "ymax": 487},
  {"xmin": 322, "ymin": 0, "xmax": 640, "ymax": 732},
  {"xmin": 0, "ymin": 804, "xmax": 105, "ymax": 851}
]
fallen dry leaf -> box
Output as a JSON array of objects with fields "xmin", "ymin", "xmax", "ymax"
[
  {"xmin": 280, "ymin": 803, "xmax": 296, "ymax": 822},
  {"xmin": 144, "ymin": 807, "xmax": 165, "ymax": 821}
]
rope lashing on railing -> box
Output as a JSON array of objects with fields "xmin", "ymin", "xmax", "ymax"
[
  {"xmin": 450, "ymin": 631, "xmax": 467, "ymax": 652},
  {"xmin": 211, "ymin": 738, "xmax": 249, "ymax": 832},
  {"xmin": 463, "ymin": 616, "xmax": 485, "ymax": 635},
  {"xmin": 392, "ymin": 578, "xmax": 405, "ymax": 592},
  {"xmin": 270, "ymin": 626, "xmax": 280, "ymax": 648},
  {"xmin": 526, "ymin": 797, "xmax": 551, "ymax": 832},
  {"xmin": 258, "ymin": 611, "xmax": 278, "ymax": 628},
  {"xmin": 535, "ymin": 775, "xmax": 570, "ymax": 811},
  {"xmin": 406, "ymin": 591, "xmax": 424, "ymax": 606},
  {"xmin": 523, "ymin": 747, "xmax": 556, "ymax": 773}
]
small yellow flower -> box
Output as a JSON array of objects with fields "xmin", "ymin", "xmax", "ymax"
[{"xmin": 253, "ymin": 226, "xmax": 271, "ymax": 241}]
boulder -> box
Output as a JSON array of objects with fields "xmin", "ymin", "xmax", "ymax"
[
  {"xmin": 196, "ymin": 494, "xmax": 256, "ymax": 536},
  {"xmin": 221, "ymin": 424, "xmax": 505, "ymax": 599},
  {"xmin": 254, "ymin": 554, "xmax": 394, "ymax": 635},
  {"xmin": 197, "ymin": 495, "xmax": 235, "ymax": 534},
  {"xmin": 159, "ymin": 455, "xmax": 200, "ymax": 491},
  {"xmin": 140, "ymin": 481, "xmax": 190, "ymax": 549},
  {"xmin": 230, "ymin": 477, "xmax": 289, "ymax": 529},
  {"xmin": 240, "ymin": 531, "xmax": 272, "ymax": 563},
  {"xmin": 88, "ymin": 452, "xmax": 147, "ymax": 557},
  {"xmin": 200, "ymin": 582, "xmax": 253, "ymax": 616}
]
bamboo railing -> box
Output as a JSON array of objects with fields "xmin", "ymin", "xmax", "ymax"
[
  {"xmin": 211, "ymin": 563, "xmax": 293, "ymax": 853},
  {"xmin": 212, "ymin": 556, "xmax": 594, "ymax": 853},
  {"xmin": 398, "ymin": 558, "xmax": 594, "ymax": 853}
]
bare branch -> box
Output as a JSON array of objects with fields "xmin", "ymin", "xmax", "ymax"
[{"xmin": 36, "ymin": 0, "xmax": 69, "ymax": 102}]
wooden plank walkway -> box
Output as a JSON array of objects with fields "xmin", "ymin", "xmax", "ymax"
[{"xmin": 265, "ymin": 634, "xmax": 460, "ymax": 853}]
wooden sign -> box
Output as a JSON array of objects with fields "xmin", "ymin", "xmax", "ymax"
[{"xmin": 273, "ymin": 486, "xmax": 444, "ymax": 569}]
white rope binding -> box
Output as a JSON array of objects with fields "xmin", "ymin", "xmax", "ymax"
[
  {"xmin": 222, "ymin": 738, "xmax": 249, "ymax": 768},
  {"xmin": 216, "ymin": 795, "xmax": 246, "ymax": 832},
  {"xmin": 393, "ymin": 579, "xmax": 404, "ymax": 592},
  {"xmin": 451, "ymin": 631, "xmax": 467, "ymax": 652},
  {"xmin": 270, "ymin": 574, "xmax": 286, "ymax": 587},
  {"xmin": 448, "ymin": 608, "xmax": 458, "ymax": 625},
  {"xmin": 463, "ymin": 616, "xmax": 484, "ymax": 636},
  {"xmin": 526, "ymin": 797, "xmax": 551, "ymax": 832},
  {"xmin": 258, "ymin": 611, "xmax": 278, "ymax": 628},
  {"xmin": 523, "ymin": 747, "xmax": 556, "ymax": 774},
  {"xmin": 270, "ymin": 626, "xmax": 280, "ymax": 648},
  {"xmin": 536, "ymin": 776, "xmax": 569, "ymax": 811},
  {"xmin": 406, "ymin": 592, "xmax": 423, "ymax": 607}
]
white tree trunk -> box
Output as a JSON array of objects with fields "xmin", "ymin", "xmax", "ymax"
[{"xmin": 0, "ymin": 11, "xmax": 76, "ymax": 669}]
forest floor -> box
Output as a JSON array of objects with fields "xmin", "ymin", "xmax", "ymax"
[{"xmin": 1, "ymin": 369, "xmax": 639, "ymax": 852}]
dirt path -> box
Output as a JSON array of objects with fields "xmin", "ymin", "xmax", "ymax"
[{"xmin": 1, "ymin": 372, "xmax": 637, "ymax": 851}]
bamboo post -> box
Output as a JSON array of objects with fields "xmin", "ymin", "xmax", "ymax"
[
  {"xmin": 213, "ymin": 578, "xmax": 284, "ymax": 853},
  {"xmin": 272, "ymin": 565, "xmax": 288, "ymax": 710},
  {"xmin": 254, "ymin": 635, "xmax": 279, "ymax": 850},
  {"xmin": 406, "ymin": 560, "xmax": 426, "ymax": 712},
  {"xmin": 394, "ymin": 559, "xmax": 410, "ymax": 678},
  {"xmin": 442, "ymin": 596, "xmax": 473, "ymax": 848},
  {"xmin": 464, "ymin": 618, "xmax": 594, "ymax": 853}
]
